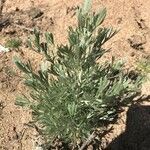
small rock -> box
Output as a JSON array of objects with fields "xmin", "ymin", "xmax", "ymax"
[
  {"xmin": 117, "ymin": 17, "xmax": 122, "ymax": 24},
  {"xmin": 4, "ymin": 27, "xmax": 16, "ymax": 35},
  {"xmin": 128, "ymin": 34, "xmax": 146, "ymax": 50},
  {"xmin": 66, "ymin": 6, "xmax": 77, "ymax": 15},
  {"xmin": 135, "ymin": 18, "xmax": 147, "ymax": 30},
  {"xmin": 15, "ymin": 7, "xmax": 20, "ymax": 11},
  {"xmin": 0, "ymin": 44, "xmax": 9, "ymax": 53},
  {"xmin": 130, "ymin": 51, "xmax": 135, "ymax": 57},
  {"xmin": 28, "ymin": 7, "xmax": 43, "ymax": 19},
  {"xmin": 2, "ymin": 83, "xmax": 8, "ymax": 89},
  {"xmin": 0, "ymin": 18, "xmax": 10, "ymax": 31}
]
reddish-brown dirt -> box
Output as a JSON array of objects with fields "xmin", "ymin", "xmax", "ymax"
[{"xmin": 0, "ymin": 0, "xmax": 150, "ymax": 149}]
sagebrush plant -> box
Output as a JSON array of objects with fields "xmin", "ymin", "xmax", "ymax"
[{"xmin": 14, "ymin": 0, "xmax": 141, "ymax": 144}]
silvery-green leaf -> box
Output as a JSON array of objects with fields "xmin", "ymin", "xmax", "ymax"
[
  {"xmin": 41, "ymin": 61, "xmax": 50, "ymax": 72},
  {"xmin": 82, "ymin": 0, "xmax": 92, "ymax": 14}
]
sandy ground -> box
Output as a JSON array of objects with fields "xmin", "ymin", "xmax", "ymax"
[{"xmin": 0, "ymin": 0, "xmax": 150, "ymax": 149}]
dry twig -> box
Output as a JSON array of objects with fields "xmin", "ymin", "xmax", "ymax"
[{"xmin": 79, "ymin": 131, "xmax": 97, "ymax": 150}]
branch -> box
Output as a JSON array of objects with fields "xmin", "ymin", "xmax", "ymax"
[
  {"xmin": 79, "ymin": 131, "xmax": 97, "ymax": 150},
  {"xmin": 13, "ymin": 23, "xmax": 47, "ymax": 35},
  {"xmin": 79, "ymin": 127, "xmax": 113, "ymax": 150},
  {"xmin": 13, "ymin": 23, "xmax": 34, "ymax": 32}
]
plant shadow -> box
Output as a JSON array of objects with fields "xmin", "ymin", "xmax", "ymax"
[{"xmin": 105, "ymin": 102, "xmax": 150, "ymax": 150}]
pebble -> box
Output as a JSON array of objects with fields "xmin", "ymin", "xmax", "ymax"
[{"xmin": 28, "ymin": 7, "xmax": 44, "ymax": 19}]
